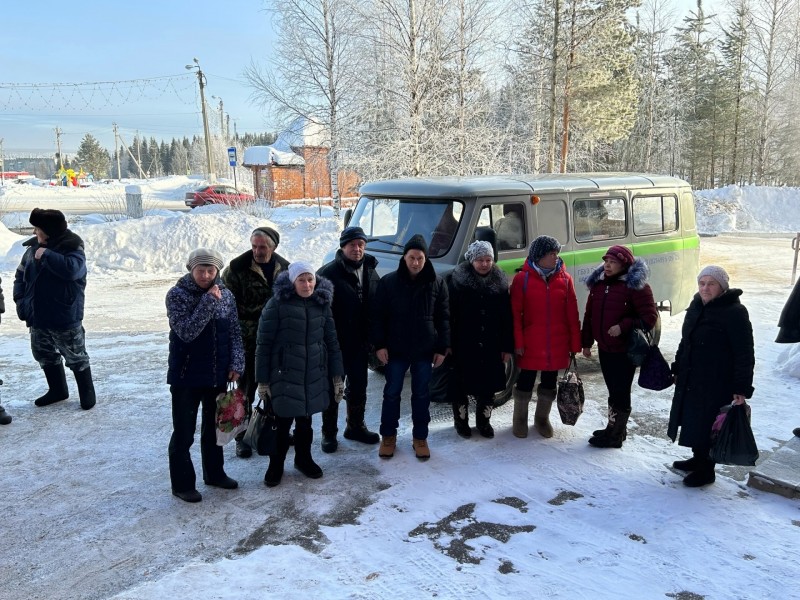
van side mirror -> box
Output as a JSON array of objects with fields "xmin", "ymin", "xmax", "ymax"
[{"xmin": 343, "ymin": 208, "xmax": 353, "ymax": 228}]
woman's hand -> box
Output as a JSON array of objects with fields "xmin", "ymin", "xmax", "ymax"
[
  {"xmin": 432, "ymin": 353, "xmax": 446, "ymax": 368},
  {"xmin": 502, "ymin": 352, "xmax": 512, "ymax": 363},
  {"xmin": 515, "ymin": 347, "xmax": 524, "ymax": 356},
  {"xmin": 207, "ymin": 285, "xmax": 222, "ymax": 300},
  {"xmin": 376, "ymin": 348, "xmax": 388, "ymax": 365},
  {"xmin": 582, "ymin": 347, "xmax": 592, "ymax": 358},
  {"xmin": 732, "ymin": 394, "xmax": 746, "ymax": 405},
  {"xmin": 607, "ymin": 324, "xmax": 622, "ymax": 337},
  {"xmin": 228, "ymin": 371, "xmax": 239, "ymax": 382}
]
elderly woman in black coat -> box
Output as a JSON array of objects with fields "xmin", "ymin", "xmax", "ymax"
[
  {"xmin": 776, "ymin": 277, "xmax": 800, "ymax": 437},
  {"xmin": 668, "ymin": 265, "xmax": 755, "ymax": 487},
  {"xmin": 255, "ymin": 262, "xmax": 344, "ymax": 487},
  {"xmin": 446, "ymin": 241, "xmax": 513, "ymax": 438}
]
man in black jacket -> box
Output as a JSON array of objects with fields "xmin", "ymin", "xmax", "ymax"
[
  {"xmin": 316, "ymin": 226, "xmax": 381, "ymax": 452},
  {"xmin": 0, "ymin": 276, "xmax": 10, "ymax": 424},
  {"xmin": 371, "ymin": 234, "xmax": 450, "ymax": 460}
]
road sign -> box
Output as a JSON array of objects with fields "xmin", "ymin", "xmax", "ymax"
[{"xmin": 227, "ymin": 147, "xmax": 237, "ymax": 167}]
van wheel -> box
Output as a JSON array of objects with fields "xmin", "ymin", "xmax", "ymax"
[
  {"xmin": 493, "ymin": 355, "xmax": 518, "ymax": 408},
  {"xmin": 651, "ymin": 312, "xmax": 662, "ymax": 346}
]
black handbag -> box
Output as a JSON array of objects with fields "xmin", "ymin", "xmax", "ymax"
[
  {"xmin": 242, "ymin": 395, "xmax": 278, "ymax": 456},
  {"xmin": 557, "ymin": 355, "xmax": 585, "ymax": 426},
  {"xmin": 710, "ymin": 403, "xmax": 759, "ymax": 466},
  {"xmin": 627, "ymin": 324, "xmax": 651, "ymax": 367},
  {"xmin": 637, "ymin": 345, "xmax": 673, "ymax": 391}
]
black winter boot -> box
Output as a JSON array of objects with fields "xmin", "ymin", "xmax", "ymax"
[
  {"xmin": 673, "ymin": 450, "xmax": 706, "ymax": 471},
  {"xmin": 294, "ymin": 427, "xmax": 323, "ymax": 479},
  {"xmin": 589, "ymin": 408, "xmax": 630, "ymax": 448},
  {"xmin": 592, "ymin": 404, "xmax": 628, "ymax": 441},
  {"xmin": 35, "ymin": 364, "xmax": 69, "ymax": 407},
  {"xmin": 343, "ymin": 402, "xmax": 380, "ymax": 444},
  {"xmin": 452, "ymin": 399, "xmax": 471, "ymax": 438},
  {"xmin": 265, "ymin": 425, "xmax": 291, "ymax": 487},
  {"xmin": 0, "ymin": 405, "xmax": 11, "ymax": 425},
  {"xmin": 73, "ymin": 367, "xmax": 96, "ymax": 410},
  {"xmin": 321, "ymin": 398, "xmax": 339, "ymax": 453},
  {"xmin": 475, "ymin": 397, "xmax": 494, "ymax": 439},
  {"xmin": 683, "ymin": 459, "xmax": 716, "ymax": 487}
]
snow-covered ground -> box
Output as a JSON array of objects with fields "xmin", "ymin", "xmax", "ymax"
[{"xmin": 0, "ymin": 178, "xmax": 798, "ymax": 600}]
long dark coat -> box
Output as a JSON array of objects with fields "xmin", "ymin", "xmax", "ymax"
[
  {"xmin": 13, "ymin": 230, "xmax": 87, "ymax": 330},
  {"xmin": 776, "ymin": 277, "xmax": 800, "ymax": 343},
  {"xmin": 668, "ymin": 289, "xmax": 755, "ymax": 448},
  {"xmin": 446, "ymin": 262, "xmax": 514, "ymax": 396},
  {"xmin": 255, "ymin": 272, "xmax": 344, "ymax": 419},
  {"xmin": 316, "ymin": 250, "xmax": 380, "ymax": 354}
]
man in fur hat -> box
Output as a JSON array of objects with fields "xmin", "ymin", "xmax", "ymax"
[{"xmin": 13, "ymin": 208, "xmax": 96, "ymax": 410}]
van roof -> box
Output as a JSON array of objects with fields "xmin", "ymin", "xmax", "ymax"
[{"xmin": 359, "ymin": 173, "xmax": 690, "ymax": 198}]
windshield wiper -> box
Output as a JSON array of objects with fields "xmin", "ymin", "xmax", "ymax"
[{"xmin": 367, "ymin": 238, "xmax": 406, "ymax": 250}]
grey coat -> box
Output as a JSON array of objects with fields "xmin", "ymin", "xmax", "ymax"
[{"xmin": 255, "ymin": 272, "xmax": 344, "ymax": 418}]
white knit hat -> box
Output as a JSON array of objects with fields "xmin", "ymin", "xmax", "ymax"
[
  {"xmin": 464, "ymin": 240, "xmax": 493, "ymax": 263},
  {"xmin": 288, "ymin": 261, "xmax": 315, "ymax": 283},
  {"xmin": 697, "ymin": 265, "xmax": 729, "ymax": 291},
  {"xmin": 186, "ymin": 248, "xmax": 224, "ymax": 271}
]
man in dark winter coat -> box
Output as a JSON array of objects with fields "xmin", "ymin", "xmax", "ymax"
[
  {"xmin": 13, "ymin": 208, "xmax": 96, "ymax": 410},
  {"xmin": 372, "ymin": 234, "xmax": 450, "ymax": 460},
  {"xmin": 222, "ymin": 226, "xmax": 289, "ymax": 458},
  {"xmin": 316, "ymin": 226, "xmax": 381, "ymax": 453},
  {"xmin": 776, "ymin": 276, "xmax": 800, "ymax": 437},
  {"xmin": 0, "ymin": 276, "xmax": 10, "ymax": 424}
]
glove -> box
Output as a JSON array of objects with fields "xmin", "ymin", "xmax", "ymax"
[
  {"xmin": 332, "ymin": 376, "xmax": 344, "ymax": 403},
  {"xmin": 257, "ymin": 383, "xmax": 271, "ymax": 402}
]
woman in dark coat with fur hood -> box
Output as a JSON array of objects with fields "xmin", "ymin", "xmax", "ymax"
[
  {"xmin": 668, "ymin": 265, "xmax": 755, "ymax": 487},
  {"xmin": 446, "ymin": 241, "xmax": 514, "ymax": 438},
  {"xmin": 255, "ymin": 262, "xmax": 344, "ymax": 487},
  {"xmin": 581, "ymin": 245, "xmax": 658, "ymax": 448}
]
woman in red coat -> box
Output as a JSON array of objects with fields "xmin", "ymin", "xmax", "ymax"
[
  {"xmin": 581, "ymin": 245, "xmax": 658, "ymax": 448},
  {"xmin": 510, "ymin": 236, "xmax": 582, "ymax": 438}
]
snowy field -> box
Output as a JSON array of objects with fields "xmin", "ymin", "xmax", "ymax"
[{"xmin": 0, "ymin": 178, "xmax": 799, "ymax": 600}]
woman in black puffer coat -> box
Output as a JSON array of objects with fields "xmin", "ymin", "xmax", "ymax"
[
  {"xmin": 668, "ymin": 265, "xmax": 754, "ymax": 487},
  {"xmin": 255, "ymin": 262, "xmax": 344, "ymax": 487}
]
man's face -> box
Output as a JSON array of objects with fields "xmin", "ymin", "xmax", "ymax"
[
  {"xmin": 404, "ymin": 249, "xmax": 426, "ymax": 277},
  {"xmin": 251, "ymin": 235, "xmax": 273, "ymax": 263},
  {"xmin": 33, "ymin": 226, "xmax": 48, "ymax": 244},
  {"xmin": 342, "ymin": 239, "xmax": 366, "ymax": 262}
]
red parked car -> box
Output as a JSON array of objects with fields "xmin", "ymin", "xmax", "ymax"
[{"xmin": 185, "ymin": 185, "xmax": 254, "ymax": 208}]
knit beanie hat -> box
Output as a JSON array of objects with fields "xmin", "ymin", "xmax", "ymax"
[
  {"xmin": 186, "ymin": 248, "xmax": 225, "ymax": 271},
  {"xmin": 339, "ymin": 226, "xmax": 368, "ymax": 247},
  {"xmin": 528, "ymin": 235, "xmax": 561, "ymax": 264},
  {"xmin": 697, "ymin": 265, "xmax": 730, "ymax": 291},
  {"xmin": 403, "ymin": 234, "xmax": 428, "ymax": 256},
  {"xmin": 29, "ymin": 208, "xmax": 68, "ymax": 238},
  {"xmin": 465, "ymin": 240, "xmax": 493, "ymax": 263},
  {"xmin": 288, "ymin": 261, "xmax": 315, "ymax": 283},
  {"xmin": 252, "ymin": 226, "xmax": 280, "ymax": 248},
  {"xmin": 602, "ymin": 244, "xmax": 635, "ymax": 267}
]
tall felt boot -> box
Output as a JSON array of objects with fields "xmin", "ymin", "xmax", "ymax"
[
  {"xmin": 294, "ymin": 426, "xmax": 323, "ymax": 479},
  {"xmin": 265, "ymin": 422, "xmax": 291, "ymax": 487},
  {"xmin": 0, "ymin": 405, "xmax": 11, "ymax": 425},
  {"xmin": 512, "ymin": 387, "xmax": 532, "ymax": 438},
  {"xmin": 35, "ymin": 363, "xmax": 69, "ymax": 407},
  {"xmin": 452, "ymin": 398, "xmax": 471, "ymax": 438},
  {"xmin": 673, "ymin": 449, "xmax": 706, "ymax": 471},
  {"xmin": 475, "ymin": 397, "xmax": 494, "ymax": 439},
  {"xmin": 588, "ymin": 408, "xmax": 630, "ymax": 448},
  {"xmin": 320, "ymin": 399, "xmax": 339, "ymax": 453},
  {"xmin": 343, "ymin": 401, "xmax": 380, "ymax": 444},
  {"xmin": 73, "ymin": 366, "xmax": 96, "ymax": 410},
  {"xmin": 534, "ymin": 385, "xmax": 556, "ymax": 438},
  {"xmin": 683, "ymin": 458, "xmax": 716, "ymax": 487}
]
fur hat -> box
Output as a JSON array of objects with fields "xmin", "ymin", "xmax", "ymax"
[
  {"xmin": 698, "ymin": 265, "xmax": 730, "ymax": 291},
  {"xmin": 252, "ymin": 226, "xmax": 280, "ymax": 248},
  {"xmin": 288, "ymin": 261, "xmax": 315, "ymax": 283},
  {"xmin": 465, "ymin": 240, "xmax": 493, "ymax": 263},
  {"xmin": 603, "ymin": 244, "xmax": 635, "ymax": 267},
  {"xmin": 29, "ymin": 208, "xmax": 67, "ymax": 238},
  {"xmin": 403, "ymin": 234, "xmax": 428, "ymax": 256},
  {"xmin": 339, "ymin": 226, "xmax": 368, "ymax": 247},
  {"xmin": 186, "ymin": 248, "xmax": 225, "ymax": 272},
  {"xmin": 528, "ymin": 235, "xmax": 561, "ymax": 264}
]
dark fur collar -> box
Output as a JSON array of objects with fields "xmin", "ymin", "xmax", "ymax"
[
  {"xmin": 229, "ymin": 250, "xmax": 288, "ymax": 273},
  {"xmin": 585, "ymin": 258, "xmax": 650, "ymax": 290},
  {"xmin": 452, "ymin": 261, "xmax": 508, "ymax": 293},
  {"xmin": 272, "ymin": 271, "xmax": 334, "ymax": 306},
  {"xmin": 23, "ymin": 229, "xmax": 83, "ymax": 253}
]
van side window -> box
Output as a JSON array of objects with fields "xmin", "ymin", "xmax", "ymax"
[
  {"xmin": 495, "ymin": 203, "xmax": 526, "ymax": 250},
  {"xmin": 633, "ymin": 196, "xmax": 678, "ymax": 235},
  {"xmin": 573, "ymin": 198, "xmax": 626, "ymax": 242}
]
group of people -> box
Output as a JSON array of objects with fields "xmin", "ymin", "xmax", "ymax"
[{"xmin": 0, "ymin": 208, "xmax": 767, "ymax": 501}]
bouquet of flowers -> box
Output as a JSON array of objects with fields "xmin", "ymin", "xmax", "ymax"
[{"xmin": 215, "ymin": 385, "xmax": 247, "ymax": 446}]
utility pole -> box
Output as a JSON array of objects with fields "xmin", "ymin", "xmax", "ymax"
[
  {"xmin": 186, "ymin": 58, "xmax": 215, "ymax": 182},
  {"xmin": 113, "ymin": 123, "xmax": 121, "ymax": 181},
  {"xmin": 55, "ymin": 127, "xmax": 63, "ymax": 171},
  {"xmin": 0, "ymin": 138, "xmax": 4, "ymax": 186},
  {"xmin": 135, "ymin": 131, "xmax": 144, "ymax": 179}
]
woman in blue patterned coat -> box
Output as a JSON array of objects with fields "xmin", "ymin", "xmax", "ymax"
[
  {"xmin": 256, "ymin": 262, "xmax": 344, "ymax": 487},
  {"xmin": 166, "ymin": 248, "xmax": 245, "ymax": 503}
]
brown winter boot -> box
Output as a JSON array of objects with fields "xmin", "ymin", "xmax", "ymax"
[
  {"xmin": 412, "ymin": 438, "xmax": 431, "ymax": 460},
  {"xmin": 534, "ymin": 385, "xmax": 556, "ymax": 438},
  {"xmin": 379, "ymin": 435, "xmax": 396, "ymax": 458},
  {"xmin": 512, "ymin": 386, "xmax": 532, "ymax": 438}
]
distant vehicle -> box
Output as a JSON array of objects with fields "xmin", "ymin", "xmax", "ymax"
[{"xmin": 184, "ymin": 185, "xmax": 254, "ymax": 208}]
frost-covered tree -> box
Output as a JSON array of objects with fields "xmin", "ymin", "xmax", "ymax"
[{"xmin": 75, "ymin": 133, "xmax": 111, "ymax": 178}]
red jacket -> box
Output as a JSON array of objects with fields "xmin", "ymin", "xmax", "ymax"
[
  {"xmin": 581, "ymin": 260, "xmax": 658, "ymax": 353},
  {"xmin": 510, "ymin": 260, "xmax": 582, "ymax": 371}
]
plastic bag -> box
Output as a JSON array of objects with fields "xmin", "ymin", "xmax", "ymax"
[
  {"xmin": 709, "ymin": 403, "xmax": 759, "ymax": 466},
  {"xmin": 215, "ymin": 384, "xmax": 248, "ymax": 446},
  {"xmin": 557, "ymin": 355, "xmax": 585, "ymax": 426}
]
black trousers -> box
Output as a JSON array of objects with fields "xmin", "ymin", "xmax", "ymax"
[
  {"xmin": 516, "ymin": 369, "xmax": 558, "ymax": 393},
  {"xmin": 598, "ymin": 350, "xmax": 636, "ymax": 412},
  {"xmin": 322, "ymin": 347, "xmax": 368, "ymax": 435},
  {"xmin": 168, "ymin": 385, "xmax": 226, "ymax": 492}
]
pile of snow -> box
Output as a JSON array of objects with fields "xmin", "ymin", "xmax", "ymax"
[{"xmin": 695, "ymin": 185, "xmax": 800, "ymax": 234}]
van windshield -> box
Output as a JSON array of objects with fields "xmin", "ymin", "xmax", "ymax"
[{"xmin": 349, "ymin": 196, "xmax": 464, "ymax": 258}]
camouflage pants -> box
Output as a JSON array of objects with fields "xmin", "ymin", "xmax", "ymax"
[{"xmin": 30, "ymin": 326, "xmax": 90, "ymax": 371}]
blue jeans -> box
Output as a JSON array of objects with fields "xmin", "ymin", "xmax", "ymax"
[{"xmin": 380, "ymin": 358, "xmax": 432, "ymax": 440}]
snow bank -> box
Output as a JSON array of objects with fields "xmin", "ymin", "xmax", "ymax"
[{"xmin": 695, "ymin": 185, "xmax": 800, "ymax": 234}]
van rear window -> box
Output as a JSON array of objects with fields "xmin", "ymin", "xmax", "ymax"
[{"xmin": 573, "ymin": 198, "xmax": 626, "ymax": 242}]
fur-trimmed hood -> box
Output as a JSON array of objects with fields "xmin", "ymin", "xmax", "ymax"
[
  {"xmin": 23, "ymin": 229, "xmax": 84, "ymax": 253},
  {"xmin": 451, "ymin": 261, "xmax": 508, "ymax": 294},
  {"xmin": 585, "ymin": 258, "xmax": 650, "ymax": 290},
  {"xmin": 272, "ymin": 270, "xmax": 334, "ymax": 305}
]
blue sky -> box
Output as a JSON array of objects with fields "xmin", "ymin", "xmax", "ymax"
[{"xmin": 0, "ymin": 0, "xmax": 275, "ymax": 155}]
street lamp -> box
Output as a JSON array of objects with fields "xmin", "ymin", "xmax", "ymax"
[{"xmin": 185, "ymin": 58, "xmax": 215, "ymax": 182}]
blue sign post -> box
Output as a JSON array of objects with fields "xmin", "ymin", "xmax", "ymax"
[{"xmin": 227, "ymin": 147, "xmax": 238, "ymax": 191}]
